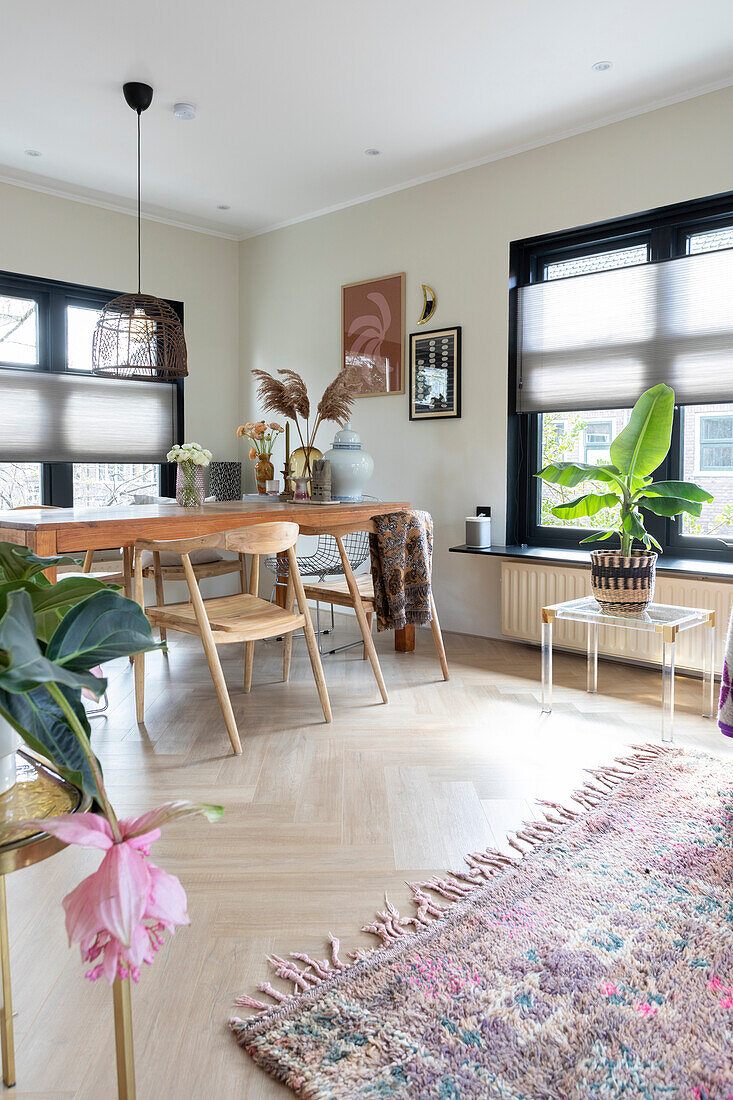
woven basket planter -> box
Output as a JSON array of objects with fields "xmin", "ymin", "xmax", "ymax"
[{"xmin": 589, "ymin": 549, "xmax": 658, "ymax": 613}]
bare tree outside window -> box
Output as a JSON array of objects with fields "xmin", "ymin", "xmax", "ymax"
[{"xmin": 0, "ymin": 462, "xmax": 42, "ymax": 508}]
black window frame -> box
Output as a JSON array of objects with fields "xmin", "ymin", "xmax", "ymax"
[
  {"xmin": 508, "ymin": 189, "xmax": 733, "ymax": 564},
  {"xmin": 0, "ymin": 269, "xmax": 184, "ymax": 507}
]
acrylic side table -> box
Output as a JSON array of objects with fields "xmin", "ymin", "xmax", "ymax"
[
  {"xmin": 540, "ymin": 597, "xmax": 716, "ymax": 743},
  {"xmin": 0, "ymin": 751, "xmax": 90, "ymax": 1087}
]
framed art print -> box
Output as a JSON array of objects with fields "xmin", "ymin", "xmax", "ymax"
[
  {"xmin": 342, "ymin": 272, "xmax": 405, "ymax": 397},
  {"xmin": 409, "ymin": 326, "xmax": 462, "ymax": 420}
]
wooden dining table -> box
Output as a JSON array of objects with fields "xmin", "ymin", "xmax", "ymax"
[{"xmin": 0, "ymin": 499, "xmax": 416, "ymax": 651}]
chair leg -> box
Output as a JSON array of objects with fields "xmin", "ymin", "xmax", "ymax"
[
  {"xmin": 200, "ymin": 636, "xmax": 242, "ymax": 755},
  {"xmin": 244, "ymin": 642, "xmax": 255, "ymax": 693},
  {"xmin": 134, "ymin": 653, "xmax": 145, "ymax": 723},
  {"xmin": 286, "ymin": 547, "xmax": 332, "ymax": 723},
  {"xmin": 429, "ymin": 594, "xmax": 450, "ymax": 681},
  {"xmin": 282, "ymin": 573, "xmax": 294, "ymax": 682},
  {"xmin": 364, "ymin": 612, "xmax": 373, "ymax": 660},
  {"xmin": 152, "ymin": 552, "xmax": 167, "ymax": 645},
  {"xmin": 239, "ymin": 554, "xmax": 247, "ymax": 594}
]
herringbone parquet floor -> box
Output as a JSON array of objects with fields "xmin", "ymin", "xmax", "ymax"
[{"xmin": 6, "ymin": 620, "xmax": 732, "ymax": 1098}]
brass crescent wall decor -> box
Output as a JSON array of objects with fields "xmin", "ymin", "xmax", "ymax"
[{"xmin": 417, "ymin": 284, "xmax": 437, "ymax": 325}]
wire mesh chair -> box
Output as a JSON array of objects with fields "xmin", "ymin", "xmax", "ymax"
[{"xmin": 264, "ymin": 499, "xmax": 377, "ymax": 654}]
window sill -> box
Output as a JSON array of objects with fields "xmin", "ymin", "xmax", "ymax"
[{"xmin": 448, "ymin": 543, "xmax": 733, "ymax": 582}]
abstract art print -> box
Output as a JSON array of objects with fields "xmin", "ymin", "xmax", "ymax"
[
  {"xmin": 342, "ymin": 272, "xmax": 405, "ymax": 397},
  {"xmin": 409, "ymin": 326, "xmax": 461, "ymax": 420}
]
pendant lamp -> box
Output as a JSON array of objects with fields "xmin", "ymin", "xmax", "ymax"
[{"xmin": 91, "ymin": 82, "xmax": 188, "ymax": 380}]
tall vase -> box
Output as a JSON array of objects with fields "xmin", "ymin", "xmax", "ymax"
[
  {"xmin": 254, "ymin": 453, "xmax": 274, "ymax": 494},
  {"xmin": 176, "ymin": 461, "xmax": 205, "ymax": 507}
]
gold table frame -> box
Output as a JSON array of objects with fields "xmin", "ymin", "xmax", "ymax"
[{"xmin": 0, "ymin": 751, "xmax": 91, "ymax": 1089}]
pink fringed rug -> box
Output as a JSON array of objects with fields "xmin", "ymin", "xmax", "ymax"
[{"xmin": 230, "ymin": 746, "xmax": 733, "ymax": 1098}]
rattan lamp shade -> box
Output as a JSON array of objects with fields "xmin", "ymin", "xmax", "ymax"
[{"xmin": 91, "ymin": 292, "xmax": 187, "ymax": 380}]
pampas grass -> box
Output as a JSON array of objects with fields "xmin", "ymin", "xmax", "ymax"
[{"xmin": 251, "ymin": 367, "xmax": 360, "ymax": 476}]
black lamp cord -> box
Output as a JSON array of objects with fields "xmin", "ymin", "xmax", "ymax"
[{"xmin": 136, "ymin": 108, "xmax": 142, "ymax": 294}]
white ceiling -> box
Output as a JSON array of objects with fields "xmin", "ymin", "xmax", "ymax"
[{"xmin": 3, "ymin": 0, "xmax": 733, "ymax": 239}]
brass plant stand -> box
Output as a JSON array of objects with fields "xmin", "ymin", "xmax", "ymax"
[{"xmin": 0, "ymin": 752, "xmax": 100, "ymax": 1090}]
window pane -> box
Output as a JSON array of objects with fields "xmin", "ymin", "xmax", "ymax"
[
  {"xmin": 543, "ymin": 244, "xmax": 648, "ymax": 281},
  {"xmin": 687, "ymin": 227, "xmax": 733, "ymax": 255},
  {"xmin": 73, "ymin": 462, "xmax": 160, "ymax": 507},
  {"xmin": 538, "ymin": 409, "xmax": 631, "ymax": 529},
  {"xmin": 0, "ymin": 462, "xmax": 42, "ymax": 508},
  {"xmin": 67, "ymin": 305, "xmax": 102, "ymax": 372},
  {"xmin": 0, "ymin": 296, "xmax": 38, "ymax": 365},
  {"xmin": 681, "ymin": 403, "xmax": 733, "ymax": 538}
]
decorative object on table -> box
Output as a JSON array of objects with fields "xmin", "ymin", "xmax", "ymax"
[
  {"xmin": 252, "ymin": 366, "xmax": 359, "ymax": 481},
  {"xmin": 232, "ymin": 746, "xmax": 733, "ymax": 1099},
  {"xmin": 322, "ymin": 424, "xmax": 374, "ymax": 503},
  {"xmin": 265, "ymin": 479, "xmax": 281, "ymax": 496},
  {"xmin": 465, "ymin": 508, "xmax": 491, "ymax": 548},
  {"xmin": 417, "ymin": 283, "xmax": 437, "ymax": 325},
  {"xmin": 310, "ymin": 459, "xmax": 331, "ymax": 502},
  {"xmin": 280, "ymin": 421, "xmax": 293, "ymax": 500},
  {"xmin": 409, "ymin": 326, "xmax": 461, "ymax": 420},
  {"xmin": 0, "ymin": 717, "xmax": 19, "ymax": 797},
  {"xmin": 288, "ymin": 445, "xmax": 323, "ymax": 491},
  {"xmin": 540, "ymin": 596, "xmax": 715, "ymax": 743},
  {"xmin": 291, "ymin": 477, "xmax": 310, "ymax": 503},
  {"xmin": 717, "ymin": 604, "xmax": 733, "ymax": 738},
  {"xmin": 167, "ymin": 442, "xmax": 212, "ymax": 507},
  {"xmin": 342, "ymin": 272, "xmax": 405, "ymax": 396},
  {"xmin": 0, "ymin": 541, "xmax": 221, "ymax": 1099},
  {"xmin": 236, "ymin": 421, "xmax": 284, "ymax": 494},
  {"xmin": 536, "ymin": 384, "xmax": 713, "ymax": 613},
  {"xmin": 210, "ymin": 461, "xmax": 242, "ymax": 502},
  {"xmin": 369, "ymin": 510, "xmax": 432, "ymax": 632},
  {"xmin": 92, "ymin": 83, "xmax": 187, "ymax": 381}
]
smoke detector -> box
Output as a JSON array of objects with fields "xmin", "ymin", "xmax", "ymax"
[{"xmin": 173, "ymin": 103, "xmax": 196, "ymax": 121}]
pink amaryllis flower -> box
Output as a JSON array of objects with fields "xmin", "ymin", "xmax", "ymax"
[{"xmin": 14, "ymin": 801, "xmax": 221, "ymax": 983}]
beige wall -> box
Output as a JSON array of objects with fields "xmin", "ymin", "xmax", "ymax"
[
  {"xmin": 239, "ymin": 86, "xmax": 733, "ymax": 638},
  {"xmin": 0, "ymin": 181, "xmax": 240, "ymax": 458}
]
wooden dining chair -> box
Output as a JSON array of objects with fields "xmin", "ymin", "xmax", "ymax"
[
  {"xmin": 132, "ymin": 522, "xmax": 332, "ymax": 755},
  {"xmin": 139, "ymin": 548, "xmax": 247, "ymax": 643},
  {"xmin": 299, "ymin": 519, "xmax": 449, "ymax": 704}
]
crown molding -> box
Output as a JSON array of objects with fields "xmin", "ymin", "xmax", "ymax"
[
  {"xmin": 238, "ymin": 75, "xmax": 733, "ymax": 241},
  {"xmin": 0, "ymin": 171, "xmax": 240, "ymax": 241}
]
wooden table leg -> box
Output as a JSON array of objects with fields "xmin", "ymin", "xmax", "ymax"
[
  {"xmin": 33, "ymin": 528, "xmax": 59, "ymax": 582},
  {"xmin": 395, "ymin": 625, "xmax": 415, "ymax": 652},
  {"xmin": 274, "ymin": 551, "xmax": 288, "ymax": 608},
  {"xmin": 113, "ymin": 977, "xmax": 136, "ymax": 1099},
  {"xmin": 0, "ymin": 875, "xmax": 15, "ymax": 1087}
]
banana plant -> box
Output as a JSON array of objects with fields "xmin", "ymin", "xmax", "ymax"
[{"xmin": 536, "ymin": 384, "xmax": 713, "ymax": 556}]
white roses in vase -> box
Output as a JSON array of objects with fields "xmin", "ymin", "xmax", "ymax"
[{"xmin": 167, "ymin": 442, "xmax": 212, "ymax": 506}]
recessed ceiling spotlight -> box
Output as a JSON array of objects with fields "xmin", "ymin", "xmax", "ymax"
[
  {"xmin": 173, "ymin": 102, "xmax": 196, "ymax": 121},
  {"xmin": 24, "ymin": 149, "xmax": 42, "ymax": 157},
  {"xmin": 591, "ymin": 61, "xmax": 613, "ymax": 72},
  {"xmin": 216, "ymin": 203, "xmax": 230, "ymax": 210},
  {"xmin": 364, "ymin": 147, "xmax": 381, "ymax": 156}
]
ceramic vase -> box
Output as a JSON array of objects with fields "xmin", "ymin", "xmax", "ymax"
[
  {"xmin": 322, "ymin": 424, "xmax": 374, "ymax": 502},
  {"xmin": 254, "ymin": 453, "xmax": 274, "ymax": 494},
  {"xmin": 0, "ymin": 714, "xmax": 19, "ymax": 796},
  {"xmin": 176, "ymin": 461, "xmax": 205, "ymax": 507},
  {"xmin": 590, "ymin": 549, "xmax": 657, "ymax": 613}
]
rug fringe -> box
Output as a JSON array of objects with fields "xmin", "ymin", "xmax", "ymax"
[{"xmin": 230, "ymin": 743, "xmax": 676, "ymax": 1027}]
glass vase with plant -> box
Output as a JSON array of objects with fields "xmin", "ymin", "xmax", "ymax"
[
  {"xmin": 536, "ymin": 384, "xmax": 713, "ymax": 611},
  {"xmin": 167, "ymin": 442, "xmax": 212, "ymax": 506},
  {"xmin": 0, "ymin": 542, "xmax": 221, "ymax": 1091},
  {"xmin": 236, "ymin": 421, "xmax": 284, "ymax": 493}
]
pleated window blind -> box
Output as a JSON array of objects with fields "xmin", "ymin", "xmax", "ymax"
[
  {"xmin": 0, "ymin": 368, "xmax": 178, "ymax": 463},
  {"xmin": 516, "ymin": 246, "xmax": 733, "ymax": 413}
]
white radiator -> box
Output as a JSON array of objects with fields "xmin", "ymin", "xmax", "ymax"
[{"xmin": 500, "ymin": 560, "xmax": 732, "ymax": 675}]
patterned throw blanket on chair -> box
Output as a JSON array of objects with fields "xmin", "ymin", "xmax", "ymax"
[
  {"xmin": 369, "ymin": 510, "xmax": 433, "ymax": 632},
  {"xmin": 718, "ymin": 605, "xmax": 733, "ymax": 737}
]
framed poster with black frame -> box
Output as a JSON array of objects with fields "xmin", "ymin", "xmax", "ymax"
[{"xmin": 409, "ymin": 326, "xmax": 461, "ymax": 421}]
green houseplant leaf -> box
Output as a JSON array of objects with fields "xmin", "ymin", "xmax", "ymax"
[
  {"xmin": 635, "ymin": 495, "xmax": 703, "ymax": 518},
  {"xmin": 551, "ymin": 493, "xmax": 621, "ymax": 520},
  {"xmin": 0, "ymin": 542, "xmax": 82, "ymax": 583},
  {"xmin": 0, "ymin": 591, "xmax": 106, "ymax": 695},
  {"xmin": 535, "ymin": 462, "xmax": 621, "ymax": 488},
  {"xmin": 608, "ymin": 383, "xmax": 675, "ymax": 478},
  {"xmin": 0, "ymin": 684, "xmax": 99, "ymax": 799},
  {"xmin": 46, "ymin": 589, "xmax": 161, "ymax": 671},
  {"xmin": 639, "ymin": 480, "xmax": 713, "ymax": 503}
]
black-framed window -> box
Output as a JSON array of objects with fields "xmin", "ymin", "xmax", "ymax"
[
  {"xmin": 508, "ymin": 190, "xmax": 733, "ymax": 562},
  {"xmin": 0, "ymin": 271, "xmax": 183, "ymax": 509}
]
